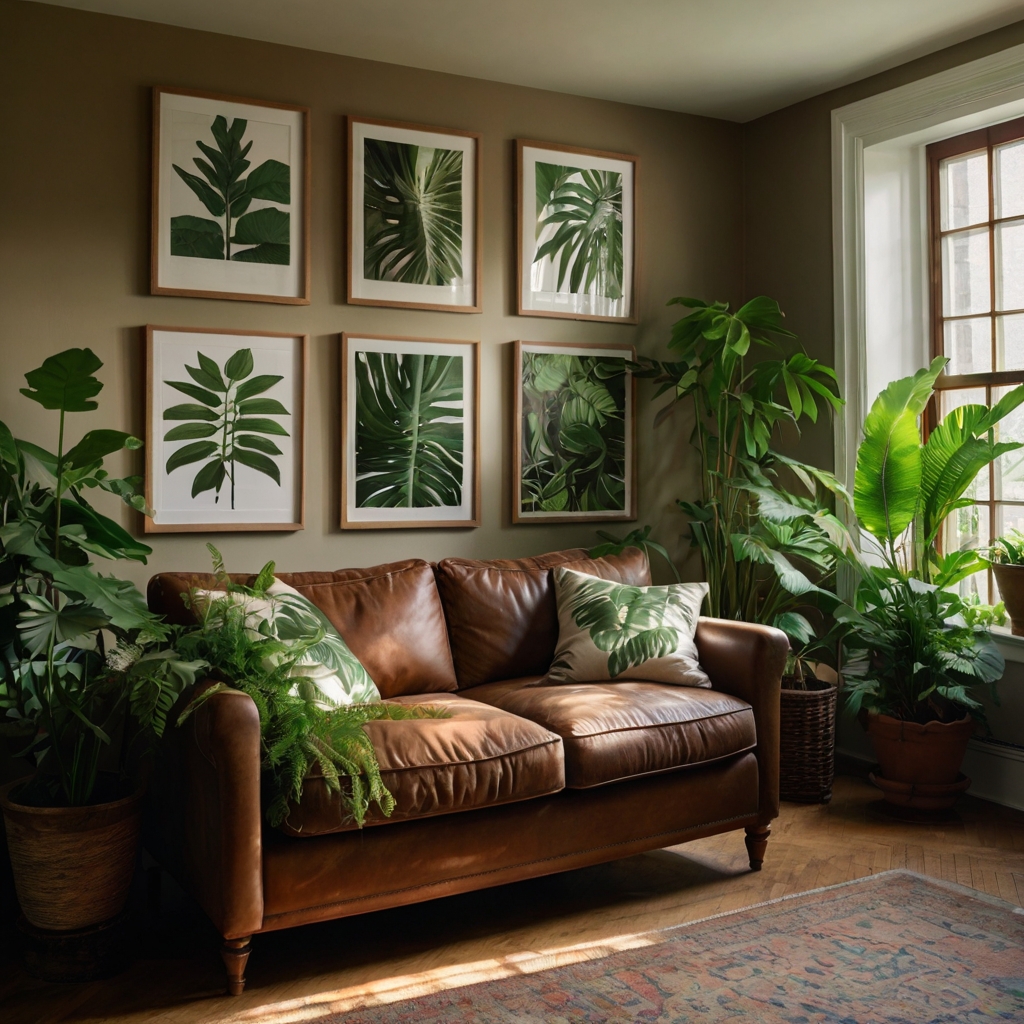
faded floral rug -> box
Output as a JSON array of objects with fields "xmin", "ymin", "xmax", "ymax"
[{"xmin": 332, "ymin": 871, "xmax": 1024, "ymax": 1023}]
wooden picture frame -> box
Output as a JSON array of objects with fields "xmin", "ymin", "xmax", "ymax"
[
  {"xmin": 145, "ymin": 325, "xmax": 307, "ymax": 532},
  {"xmin": 347, "ymin": 116, "xmax": 482, "ymax": 313},
  {"xmin": 152, "ymin": 87, "xmax": 311, "ymax": 304},
  {"xmin": 516, "ymin": 139, "xmax": 638, "ymax": 323},
  {"xmin": 513, "ymin": 340, "xmax": 637, "ymax": 523},
  {"xmin": 341, "ymin": 333, "xmax": 480, "ymax": 528}
]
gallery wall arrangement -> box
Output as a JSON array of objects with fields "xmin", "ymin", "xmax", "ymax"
[{"xmin": 145, "ymin": 88, "xmax": 640, "ymax": 535}]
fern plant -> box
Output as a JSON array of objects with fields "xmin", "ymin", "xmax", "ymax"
[{"xmin": 174, "ymin": 550, "xmax": 446, "ymax": 827}]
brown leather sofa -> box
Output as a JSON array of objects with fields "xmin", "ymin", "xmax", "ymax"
[{"xmin": 145, "ymin": 547, "xmax": 788, "ymax": 995}]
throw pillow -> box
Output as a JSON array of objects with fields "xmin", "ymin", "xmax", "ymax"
[
  {"xmin": 192, "ymin": 579, "xmax": 380, "ymax": 707},
  {"xmin": 546, "ymin": 567, "xmax": 710, "ymax": 687}
]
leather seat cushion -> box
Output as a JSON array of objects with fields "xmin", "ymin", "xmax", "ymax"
[
  {"xmin": 465, "ymin": 678, "xmax": 755, "ymax": 788},
  {"xmin": 148, "ymin": 559, "xmax": 458, "ymax": 698},
  {"xmin": 278, "ymin": 694, "xmax": 565, "ymax": 836},
  {"xmin": 435, "ymin": 547, "xmax": 651, "ymax": 690}
]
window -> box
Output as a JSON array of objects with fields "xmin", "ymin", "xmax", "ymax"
[{"xmin": 928, "ymin": 116, "xmax": 1024, "ymax": 603}]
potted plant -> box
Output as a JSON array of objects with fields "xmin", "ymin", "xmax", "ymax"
[
  {"xmin": 634, "ymin": 296, "xmax": 850, "ymax": 801},
  {"xmin": 0, "ymin": 349, "xmax": 198, "ymax": 968},
  {"xmin": 987, "ymin": 529, "xmax": 1024, "ymax": 635},
  {"xmin": 837, "ymin": 358, "xmax": 1021, "ymax": 808}
]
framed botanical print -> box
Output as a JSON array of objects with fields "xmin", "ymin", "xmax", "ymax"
[
  {"xmin": 514, "ymin": 340, "xmax": 636, "ymax": 523},
  {"xmin": 152, "ymin": 87, "xmax": 310, "ymax": 304},
  {"xmin": 341, "ymin": 334, "xmax": 480, "ymax": 528},
  {"xmin": 516, "ymin": 140, "xmax": 638, "ymax": 323},
  {"xmin": 145, "ymin": 326, "xmax": 306, "ymax": 532},
  {"xmin": 348, "ymin": 117, "xmax": 481, "ymax": 312}
]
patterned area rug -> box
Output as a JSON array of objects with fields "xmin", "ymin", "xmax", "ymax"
[{"xmin": 332, "ymin": 871, "xmax": 1024, "ymax": 1023}]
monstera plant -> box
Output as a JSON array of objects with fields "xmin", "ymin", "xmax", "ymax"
[{"xmin": 0, "ymin": 348, "xmax": 200, "ymax": 943}]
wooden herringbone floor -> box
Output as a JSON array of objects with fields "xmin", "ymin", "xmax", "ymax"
[{"xmin": 2, "ymin": 768, "xmax": 1023, "ymax": 1024}]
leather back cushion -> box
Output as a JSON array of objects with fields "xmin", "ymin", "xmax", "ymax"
[
  {"xmin": 147, "ymin": 559, "xmax": 458, "ymax": 698},
  {"xmin": 434, "ymin": 547, "xmax": 651, "ymax": 690}
]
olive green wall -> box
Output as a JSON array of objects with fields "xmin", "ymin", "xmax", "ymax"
[{"xmin": 0, "ymin": 0, "xmax": 743, "ymax": 589}]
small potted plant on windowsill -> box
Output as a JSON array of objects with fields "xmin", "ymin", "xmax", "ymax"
[
  {"xmin": 836, "ymin": 357, "xmax": 1019, "ymax": 809},
  {"xmin": 986, "ymin": 529, "xmax": 1024, "ymax": 635},
  {"xmin": 0, "ymin": 349, "xmax": 199, "ymax": 975}
]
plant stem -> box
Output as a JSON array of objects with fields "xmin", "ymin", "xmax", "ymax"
[{"xmin": 404, "ymin": 355, "xmax": 424, "ymax": 507}]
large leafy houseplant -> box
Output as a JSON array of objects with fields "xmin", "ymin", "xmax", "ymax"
[
  {"xmin": 0, "ymin": 349, "xmax": 198, "ymax": 807},
  {"xmin": 634, "ymin": 296, "xmax": 848, "ymax": 650},
  {"xmin": 838, "ymin": 357, "xmax": 1021, "ymax": 727}
]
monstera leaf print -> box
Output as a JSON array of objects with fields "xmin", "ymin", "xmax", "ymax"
[
  {"xmin": 561, "ymin": 574, "xmax": 691, "ymax": 679},
  {"xmin": 171, "ymin": 115, "xmax": 291, "ymax": 264},
  {"xmin": 363, "ymin": 138, "xmax": 463, "ymax": 285},
  {"xmin": 163, "ymin": 348, "xmax": 289, "ymax": 509},
  {"xmin": 534, "ymin": 161, "xmax": 622, "ymax": 299},
  {"xmin": 355, "ymin": 351, "xmax": 464, "ymax": 508},
  {"xmin": 520, "ymin": 352, "xmax": 626, "ymax": 514}
]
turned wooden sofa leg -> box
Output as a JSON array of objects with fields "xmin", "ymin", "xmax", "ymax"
[
  {"xmin": 744, "ymin": 825, "xmax": 771, "ymax": 871},
  {"xmin": 222, "ymin": 937, "xmax": 252, "ymax": 996}
]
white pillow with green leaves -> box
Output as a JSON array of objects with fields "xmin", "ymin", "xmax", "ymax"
[
  {"xmin": 193, "ymin": 579, "xmax": 380, "ymax": 707},
  {"xmin": 546, "ymin": 567, "xmax": 710, "ymax": 687}
]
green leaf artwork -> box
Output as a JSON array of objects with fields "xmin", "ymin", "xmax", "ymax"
[
  {"xmin": 560, "ymin": 573, "xmax": 690, "ymax": 679},
  {"xmin": 534, "ymin": 162, "xmax": 622, "ymax": 299},
  {"xmin": 363, "ymin": 138, "xmax": 463, "ymax": 285},
  {"xmin": 171, "ymin": 115, "xmax": 290, "ymax": 264},
  {"xmin": 354, "ymin": 350, "xmax": 464, "ymax": 508},
  {"xmin": 520, "ymin": 351, "xmax": 626, "ymax": 514},
  {"xmin": 162, "ymin": 347, "xmax": 289, "ymax": 509}
]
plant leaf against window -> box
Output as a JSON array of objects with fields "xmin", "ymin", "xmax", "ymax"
[
  {"xmin": 162, "ymin": 348, "xmax": 288, "ymax": 509},
  {"xmin": 354, "ymin": 350, "xmax": 464, "ymax": 508}
]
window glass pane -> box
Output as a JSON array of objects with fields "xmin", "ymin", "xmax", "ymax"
[
  {"xmin": 940, "ymin": 388, "xmax": 989, "ymax": 500},
  {"xmin": 994, "ymin": 139, "xmax": 1024, "ymax": 220},
  {"xmin": 994, "ymin": 384, "xmax": 1024, "ymax": 501},
  {"xmin": 943, "ymin": 503, "xmax": 990, "ymax": 570},
  {"xmin": 996, "ymin": 503, "xmax": 1024, "ymax": 537},
  {"xmin": 996, "ymin": 314, "xmax": 1024, "ymax": 370},
  {"xmin": 943, "ymin": 317, "xmax": 991, "ymax": 374},
  {"xmin": 940, "ymin": 150, "xmax": 988, "ymax": 229},
  {"xmin": 995, "ymin": 218, "xmax": 1024, "ymax": 311},
  {"xmin": 941, "ymin": 228, "xmax": 991, "ymax": 316}
]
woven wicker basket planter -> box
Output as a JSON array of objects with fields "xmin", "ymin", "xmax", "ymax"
[{"xmin": 779, "ymin": 678, "xmax": 838, "ymax": 803}]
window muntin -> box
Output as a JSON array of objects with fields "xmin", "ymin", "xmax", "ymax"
[{"xmin": 928, "ymin": 116, "xmax": 1024, "ymax": 604}]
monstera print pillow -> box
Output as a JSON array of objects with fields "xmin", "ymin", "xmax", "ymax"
[
  {"xmin": 546, "ymin": 567, "xmax": 711, "ymax": 687},
  {"xmin": 193, "ymin": 579, "xmax": 380, "ymax": 707}
]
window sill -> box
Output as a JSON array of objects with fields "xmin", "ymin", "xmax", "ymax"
[{"xmin": 992, "ymin": 628, "xmax": 1024, "ymax": 665}]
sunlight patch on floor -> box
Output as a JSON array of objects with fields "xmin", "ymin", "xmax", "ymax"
[{"xmin": 220, "ymin": 931, "xmax": 662, "ymax": 1023}]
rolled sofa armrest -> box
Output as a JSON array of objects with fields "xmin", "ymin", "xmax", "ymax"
[
  {"xmin": 145, "ymin": 684, "xmax": 264, "ymax": 939},
  {"xmin": 694, "ymin": 617, "xmax": 789, "ymax": 824}
]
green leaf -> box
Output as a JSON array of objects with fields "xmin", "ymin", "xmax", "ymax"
[
  {"xmin": 0, "ymin": 419, "xmax": 18, "ymax": 468},
  {"xmin": 171, "ymin": 165, "xmax": 226, "ymax": 217},
  {"xmin": 191, "ymin": 458, "xmax": 225, "ymax": 498},
  {"xmin": 16, "ymin": 593, "xmax": 107, "ymax": 657},
  {"xmin": 231, "ymin": 243, "xmax": 289, "ymax": 265},
  {"xmin": 233, "ymin": 448, "xmax": 281, "ymax": 485},
  {"xmin": 164, "ymin": 423, "xmax": 218, "ymax": 441},
  {"xmin": 734, "ymin": 296, "xmax": 795, "ymax": 337},
  {"xmin": 20, "ymin": 348, "xmax": 103, "ymax": 412},
  {"xmin": 853, "ymin": 357, "xmax": 946, "ymax": 544},
  {"xmin": 236, "ymin": 417, "xmax": 290, "ymax": 436},
  {"xmin": 241, "ymin": 159, "xmax": 290, "ymax": 203},
  {"xmin": 237, "ymin": 398, "xmax": 288, "ymax": 416},
  {"xmin": 166, "ymin": 440, "xmax": 218, "ymax": 474},
  {"xmin": 170, "ymin": 215, "xmax": 224, "ymax": 259},
  {"xmin": 62, "ymin": 429, "xmax": 141, "ymax": 469},
  {"xmin": 59, "ymin": 499, "xmax": 152, "ymax": 562},
  {"xmin": 234, "ymin": 374, "xmax": 284, "ymax": 402},
  {"xmin": 235, "ymin": 434, "xmax": 282, "ymax": 456},
  {"xmin": 363, "ymin": 138, "xmax": 464, "ymax": 286},
  {"xmin": 232, "ymin": 207, "xmax": 289, "ymax": 245},
  {"xmin": 50, "ymin": 567, "xmax": 155, "ymax": 632},
  {"xmin": 164, "ymin": 403, "xmax": 219, "ymax": 422},
  {"xmin": 224, "ymin": 349, "xmax": 254, "ymax": 381},
  {"xmin": 165, "ymin": 380, "xmax": 221, "ymax": 406}
]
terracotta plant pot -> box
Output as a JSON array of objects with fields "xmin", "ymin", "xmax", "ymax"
[
  {"xmin": 865, "ymin": 713, "xmax": 976, "ymax": 809},
  {"xmin": 992, "ymin": 562, "xmax": 1024, "ymax": 635},
  {"xmin": 0, "ymin": 778, "xmax": 143, "ymax": 931}
]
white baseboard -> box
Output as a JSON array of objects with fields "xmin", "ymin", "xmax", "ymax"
[{"xmin": 835, "ymin": 739, "xmax": 1024, "ymax": 812}]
